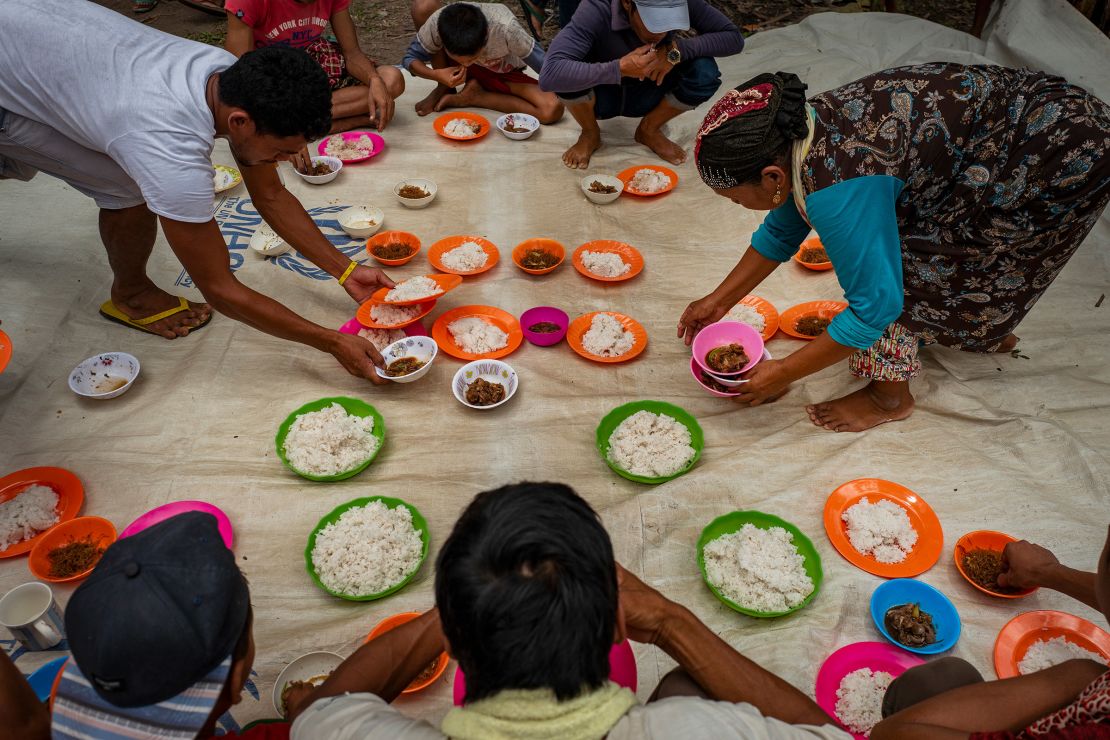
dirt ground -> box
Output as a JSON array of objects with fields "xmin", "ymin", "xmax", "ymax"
[{"xmin": 93, "ymin": 0, "xmax": 976, "ymax": 63}]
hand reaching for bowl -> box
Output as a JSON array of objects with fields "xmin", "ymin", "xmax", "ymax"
[
  {"xmin": 677, "ymin": 295, "xmax": 728, "ymax": 346},
  {"xmin": 291, "ymin": 146, "xmax": 314, "ymax": 175},
  {"xmin": 330, "ymin": 332, "xmax": 388, "ymax": 384},
  {"xmin": 999, "ymin": 540, "xmax": 1060, "ymax": 590},
  {"xmin": 341, "ymin": 265, "xmax": 396, "ymax": 304},
  {"xmin": 734, "ymin": 359, "xmax": 790, "ymax": 407}
]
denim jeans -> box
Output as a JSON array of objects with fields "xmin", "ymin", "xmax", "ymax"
[{"xmin": 559, "ymin": 56, "xmax": 722, "ymax": 120}]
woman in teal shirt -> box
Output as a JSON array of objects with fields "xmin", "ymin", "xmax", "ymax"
[{"xmin": 678, "ymin": 66, "xmax": 1110, "ymax": 432}]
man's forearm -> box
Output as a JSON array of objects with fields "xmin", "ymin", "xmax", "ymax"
[
  {"xmin": 204, "ymin": 276, "xmax": 337, "ymax": 352},
  {"xmin": 1041, "ymin": 564, "xmax": 1100, "ymax": 612},
  {"xmin": 252, "ymin": 186, "xmax": 350, "ymax": 279}
]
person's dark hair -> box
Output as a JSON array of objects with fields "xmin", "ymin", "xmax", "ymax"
[
  {"xmin": 695, "ymin": 72, "xmax": 809, "ymax": 187},
  {"xmin": 218, "ymin": 47, "xmax": 332, "ymax": 139},
  {"xmin": 438, "ymin": 3, "xmax": 489, "ymax": 57},
  {"xmin": 435, "ymin": 483, "xmax": 618, "ymax": 703}
]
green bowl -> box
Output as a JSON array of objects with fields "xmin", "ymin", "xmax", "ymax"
[
  {"xmin": 697, "ymin": 510, "xmax": 823, "ymax": 618},
  {"xmin": 595, "ymin": 400, "xmax": 704, "ymax": 485},
  {"xmin": 275, "ymin": 397, "xmax": 386, "ymax": 482},
  {"xmin": 305, "ymin": 496, "xmax": 429, "ymax": 601}
]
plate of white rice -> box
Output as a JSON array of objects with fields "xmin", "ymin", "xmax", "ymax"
[
  {"xmin": 618, "ymin": 165, "xmax": 677, "ymax": 196},
  {"xmin": 572, "ymin": 241, "xmax": 644, "ymax": 282},
  {"xmin": 568, "ymin": 312, "xmax": 647, "ymax": 364},
  {"xmin": 994, "ymin": 610, "xmax": 1110, "ymax": 679},
  {"xmin": 432, "ymin": 306, "xmax": 522, "ymax": 360},
  {"xmin": 0, "ymin": 467, "xmax": 83, "ymax": 558},
  {"xmin": 382, "ymin": 275, "xmax": 451, "ymax": 304},
  {"xmin": 306, "ymin": 496, "xmax": 428, "ymax": 600},
  {"xmin": 317, "ymin": 132, "xmax": 383, "ymax": 163},
  {"xmin": 698, "ymin": 511, "xmax": 821, "ymax": 617},
  {"xmin": 429, "ymin": 236, "xmax": 499, "ymax": 275},
  {"xmin": 815, "ymin": 642, "xmax": 925, "ymax": 739},
  {"xmin": 276, "ymin": 397, "xmax": 385, "ymax": 482},
  {"xmin": 596, "ymin": 401, "xmax": 703, "ymax": 484},
  {"xmin": 355, "ymin": 299, "xmax": 436, "ymax": 330},
  {"xmin": 721, "ymin": 295, "xmax": 779, "ymax": 342},
  {"xmin": 435, "ymin": 112, "xmax": 489, "ymax": 140}
]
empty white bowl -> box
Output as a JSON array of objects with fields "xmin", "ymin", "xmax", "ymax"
[
  {"xmin": 496, "ymin": 113, "xmax": 539, "ymax": 141},
  {"xmin": 581, "ymin": 174, "xmax": 624, "ymax": 205},
  {"xmin": 249, "ymin": 224, "xmax": 290, "ymax": 257},
  {"xmin": 338, "ymin": 206, "xmax": 384, "ymax": 239},
  {"xmin": 394, "ymin": 178, "xmax": 437, "ymax": 209},
  {"xmin": 272, "ymin": 651, "xmax": 343, "ymax": 716},
  {"xmin": 295, "ymin": 156, "xmax": 342, "ymax": 185},
  {"xmin": 452, "ymin": 360, "xmax": 518, "ymax": 410},
  {"xmin": 374, "ymin": 336, "xmax": 438, "ymax": 384},
  {"xmin": 69, "ymin": 352, "xmax": 140, "ymax": 400}
]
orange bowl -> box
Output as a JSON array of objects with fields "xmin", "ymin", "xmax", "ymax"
[
  {"xmin": 365, "ymin": 612, "xmax": 449, "ymax": 693},
  {"xmin": 0, "ymin": 467, "xmax": 85, "ymax": 559},
  {"xmin": 356, "ymin": 299, "xmax": 437, "ymax": 330},
  {"xmin": 433, "ymin": 112, "xmax": 490, "ymax": 142},
  {"xmin": 572, "ymin": 241, "xmax": 644, "ymax": 282},
  {"xmin": 512, "ymin": 239, "xmax": 565, "ymax": 276},
  {"xmin": 431, "ymin": 305, "xmax": 524, "ymax": 361},
  {"xmin": 616, "ymin": 165, "xmax": 678, "ymax": 196},
  {"xmin": 794, "ymin": 237, "xmax": 834, "ymax": 271},
  {"xmin": 729, "ymin": 296, "xmax": 780, "ymax": 343},
  {"xmin": 370, "ymin": 274, "xmax": 463, "ymax": 305},
  {"xmin": 28, "ymin": 516, "xmax": 116, "ymax": 583},
  {"xmin": 779, "ymin": 300, "xmax": 848, "ymax": 340},
  {"xmin": 567, "ymin": 312, "xmax": 648, "ymax": 364},
  {"xmin": 427, "ymin": 236, "xmax": 499, "ymax": 276},
  {"xmin": 994, "ymin": 610, "xmax": 1110, "ymax": 679},
  {"xmin": 367, "ymin": 231, "xmax": 421, "ymax": 266},
  {"xmin": 953, "ymin": 531, "xmax": 1037, "ymax": 599}
]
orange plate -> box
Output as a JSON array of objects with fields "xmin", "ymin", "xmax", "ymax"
[
  {"xmin": 356, "ymin": 299, "xmax": 436, "ymax": 329},
  {"xmin": 954, "ymin": 530, "xmax": 1037, "ymax": 599},
  {"xmin": 367, "ymin": 231, "xmax": 421, "ymax": 266},
  {"xmin": 994, "ymin": 611, "xmax": 1110, "ymax": 679},
  {"xmin": 512, "ymin": 238, "xmax": 566, "ymax": 276},
  {"xmin": 365, "ymin": 612, "xmax": 450, "ymax": 693},
  {"xmin": 370, "ymin": 274, "xmax": 463, "ymax": 306},
  {"xmin": 433, "ymin": 112, "xmax": 490, "ymax": 142},
  {"xmin": 779, "ymin": 300, "xmax": 848, "ymax": 340},
  {"xmin": 427, "ymin": 235, "xmax": 500, "ymax": 276},
  {"xmin": 794, "ymin": 237, "xmax": 834, "ymax": 271},
  {"xmin": 431, "ymin": 305, "xmax": 523, "ymax": 361},
  {"xmin": 572, "ymin": 241, "xmax": 645, "ymax": 283},
  {"xmin": 0, "ymin": 467, "xmax": 84, "ymax": 558},
  {"xmin": 733, "ymin": 295, "xmax": 780, "ymax": 343},
  {"xmin": 823, "ymin": 478, "xmax": 943, "ymax": 578},
  {"xmin": 0, "ymin": 328, "xmax": 11, "ymax": 374},
  {"xmin": 566, "ymin": 312, "xmax": 648, "ymax": 364},
  {"xmin": 616, "ymin": 165, "xmax": 678, "ymax": 196},
  {"xmin": 29, "ymin": 516, "xmax": 117, "ymax": 583}
]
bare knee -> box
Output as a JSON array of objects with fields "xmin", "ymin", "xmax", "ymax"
[
  {"xmin": 377, "ymin": 65, "xmax": 406, "ymax": 98},
  {"xmin": 410, "ymin": 0, "xmax": 441, "ymax": 28},
  {"xmin": 536, "ymin": 95, "xmax": 564, "ymax": 124}
]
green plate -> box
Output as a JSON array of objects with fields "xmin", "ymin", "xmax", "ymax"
[
  {"xmin": 275, "ymin": 397, "xmax": 386, "ymax": 482},
  {"xmin": 697, "ymin": 510, "xmax": 823, "ymax": 618},
  {"xmin": 595, "ymin": 400, "xmax": 704, "ymax": 484},
  {"xmin": 305, "ymin": 496, "xmax": 429, "ymax": 601}
]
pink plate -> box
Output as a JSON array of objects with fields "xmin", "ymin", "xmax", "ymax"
[
  {"xmin": 815, "ymin": 642, "xmax": 925, "ymax": 739},
  {"xmin": 338, "ymin": 317, "xmax": 429, "ymax": 338},
  {"xmin": 315, "ymin": 131, "xmax": 385, "ymax": 164},
  {"xmin": 453, "ymin": 639, "xmax": 637, "ymax": 705},
  {"xmin": 119, "ymin": 501, "xmax": 233, "ymax": 549}
]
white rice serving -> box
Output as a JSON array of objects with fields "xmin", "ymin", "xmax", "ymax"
[
  {"xmin": 580, "ymin": 250, "xmax": 631, "ymax": 278},
  {"xmin": 842, "ymin": 497, "xmax": 918, "ymax": 564},
  {"xmin": 0, "ymin": 485, "xmax": 59, "ymax": 550},
  {"xmin": 324, "ymin": 133, "xmax": 375, "ymax": 159},
  {"xmin": 444, "ymin": 118, "xmax": 481, "ymax": 137},
  {"xmin": 357, "ymin": 327, "xmax": 406, "ymax": 351},
  {"xmin": 582, "ymin": 313, "xmax": 634, "ymax": 357},
  {"xmin": 607, "ymin": 410, "xmax": 695, "ymax": 478},
  {"xmin": 835, "ymin": 668, "xmax": 894, "ymax": 735},
  {"xmin": 385, "ymin": 276, "xmax": 444, "ymax": 302},
  {"xmin": 440, "ymin": 241, "xmax": 488, "ymax": 272},
  {"xmin": 702, "ymin": 524, "xmax": 814, "ymax": 613},
  {"xmin": 368, "ymin": 303, "xmax": 421, "ymax": 326},
  {"xmin": 1018, "ymin": 636, "xmax": 1106, "ymax": 675},
  {"xmin": 283, "ymin": 403, "xmax": 380, "ymax": 476},
  {"xmin": 723, "ymin": 303, "xmax": 766, "ymax": 332},
  {"xmin": 629, "ymin": 168, "xmax": 671, "ymax": 193},
  {"xmin": 448, "ymin": 317, "xmax": 509, "ymax": 354},
  {"xmin": 311, "ymin": 499, "xmax": 423, "ymax": 596}
]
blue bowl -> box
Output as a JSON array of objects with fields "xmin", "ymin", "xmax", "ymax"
[
  {"xmin": 870, "ymin": 579, "xmax": 961, "ymax": 655},
  {"xmin": 28, "ymin": 656, "xmax": 67, "ymax": 702}
]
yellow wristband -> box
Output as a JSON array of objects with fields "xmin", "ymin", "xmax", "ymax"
[{"xmin": 337, "ymin": 260, "xmax": 358, "ymax": 286}]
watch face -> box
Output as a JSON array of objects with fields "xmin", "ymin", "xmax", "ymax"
[{"xmin": 667, "ymin": 48, "xmax": 680, "ymax": 64}]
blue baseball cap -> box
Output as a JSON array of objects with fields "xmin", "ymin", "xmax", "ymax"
[{"xmin": 633, "ymin": 0, "xmax": 690, "ymax": 34}]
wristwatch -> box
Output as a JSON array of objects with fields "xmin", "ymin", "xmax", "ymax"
[{"xmin": 666, "ymin": 43, "xmax": 681, "ymax": 66}]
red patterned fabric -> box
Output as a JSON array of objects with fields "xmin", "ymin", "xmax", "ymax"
[
  {"xmin": 304, "ymin": 37, "xmax": 360, "ymax": 91},
  {"xmin": 693, "ymin": 83, "xmax": 773, "ymax": 156},
  {"xmin": 968, "ymin": 671, "xmax": 1110, "ymax": 739},
  {"xmin": 466, "ymin": 65, "xmax": 538, "ymax": 95}
]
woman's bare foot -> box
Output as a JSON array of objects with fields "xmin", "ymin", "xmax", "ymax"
[
  {"xmin": 805, "ymin": 380, "xmax": 914, "ymax": 433},
  {"xmin": 563, "ymin": 127, "xmax": 602, "ymax": 169},
  {"xmin": 434, "ymin": 80, "xmax": 481, "ymax": 112},
  {"xmin": 994, "ymin": 334, "xmax": 1020, "ymax": 353},
  {"xmin": 112, "ymin": 284, "xmax": 211, "ymax": 339},
  {"xmin": 415, "ymin": 85, "xmax": 452, "ymax": 117},
  {"xmin": 634, "ymin": 124, "xmax": 687, "ymax": 165}
]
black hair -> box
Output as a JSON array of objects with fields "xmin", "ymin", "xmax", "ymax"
[
  {"xmin": 218, "ymin": 47, "xmax": 332, "ymax": 139},
  {"xmin": 438, "ymin": 3, "xmax": 489, "ymax": 57},
  {"xmin": 435, "ymin": 483, "xmax": 617, "ymax": 704}
]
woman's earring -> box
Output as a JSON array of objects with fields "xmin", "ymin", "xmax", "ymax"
[{"xmin": 772, "ymin": 186, "xmax": 781, "ymax": 205}]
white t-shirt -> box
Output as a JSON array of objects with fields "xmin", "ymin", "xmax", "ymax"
[
  {"xmin": 291, "ymin": 693, "xmax": 853, "ymax": 739},
  {"xmin": 0, "ymin": 0, "xmax": 235, "ymax": 222}
]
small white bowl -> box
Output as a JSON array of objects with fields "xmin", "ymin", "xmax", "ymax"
[
  {"xmin": 374, "ymin": 336, "xmax": 438, "ymax": 384},
  {"xmin": 69, "ymin": 352, "xmax": 140, "ymax": 400},
  {"xmin": 452, "ymin": 360, "xmax": 518, "ymax": 410},
  {"xmin": 496, "ymin": 113, "xmax": 539, "ymax": 141},
  {"xmin": 295, "ymin": 156, "xmax": 342, "ymax": 185},
  {"xmin": 338, "ymin": 206, "xmax": 384, "ymax": 239},
  {"xmin": 394, "ymin": 178, "xmax": 437, "ymax": 209},
  {"xmin": 581, "ymin": 174, "xmax": 624, "ymax": 205},
  {"xmin": 272, "ymin": 651, "xmax": 343, "ymax": 716},
  {"xmin": 702, "ymin": 348, "xmax": 773, "ymax": 387},
  {"xmin": 249, "ymin": 224, "xmax": 290, "ymax": 257}
]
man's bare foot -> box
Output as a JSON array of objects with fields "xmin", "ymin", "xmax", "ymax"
[
  {"xmin": 415, "ymin": 85, "xmax": 452, "ymax": 117},
  {"xmin": 434, "ymin": 80, "xmax": 480, "ymax": 112},
  {"xmin": 994, "ymin": 334, "xmax": 1020, "ymax": 353},
  {"xmin": 805, "ymin": 381, "xmax": 914, "ymax": 433},
  {"xmin": 563, "ymin": 128, "xmax": 601, "ymax": 169},
  {"xmin": 111, "ymin": 284, "xmax": 211, "ymax": 339},
  {"xmin": 634, "ymin": 125, "xmax": 687, "ymax": 165}
]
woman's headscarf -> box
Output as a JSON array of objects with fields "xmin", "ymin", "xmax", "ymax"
[{"xmin": 695, "ymin": 72, "xmax": 810, "ymax": 189}]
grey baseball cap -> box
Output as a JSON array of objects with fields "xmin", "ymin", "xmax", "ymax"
[{"xmin": 633, "ymin": 0, "xmax": 690, "ymax": 34}]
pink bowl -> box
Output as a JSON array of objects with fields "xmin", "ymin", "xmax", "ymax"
[
  {"xmin": 453, "ymin": 639, "xmax": 637, "ymax": 706},
  {"xmin": 690, "ymin": 357, "xmax": 742, "ymax": 397},
  {"xmin": 119, "ymin": 501, "xmax": 234, "ymax": 549},
  {"xmin": 520, "ymin": 307, "xmax": 569, "ymax": 347},
  {"xmin": 815, "ymin": 642, "xmax": 925, "ymax": 739},
  {"xmin": 692, "ymin": 321, "xmax": 765, "ymax": 377},
  {"xmin": 339, "ymin": 317, "xmax": 428, "ymax": 338}
]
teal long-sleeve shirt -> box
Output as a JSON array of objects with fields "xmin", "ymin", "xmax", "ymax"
[{"xmin": 750, "ymin": 175, "xmax": 906, "ymax": 349}]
